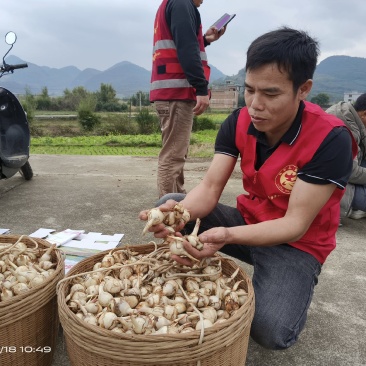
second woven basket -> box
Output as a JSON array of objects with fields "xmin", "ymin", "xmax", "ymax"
[{"xmin": 57, "ymin": 243, "xmax": 255, "ymax": 366}]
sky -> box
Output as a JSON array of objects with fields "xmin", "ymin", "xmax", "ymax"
[{"xmin": 2, "ymin": 0, "xmax": 366, "ymax": 76}]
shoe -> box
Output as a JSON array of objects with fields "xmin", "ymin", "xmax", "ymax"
[{"xmin": 348, "ymin": 209, "xmax": 366, "ymax": 220}]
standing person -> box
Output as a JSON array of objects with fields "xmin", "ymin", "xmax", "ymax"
[
  {"xmin": 150, "ymin": 0, "xmax": 226, "ymax": 198},
  {"xmin": 141, "ymin": 27, "xmax": 357, "ymax": 350},
  {"xmin": 326, "ymin": 93, "xmax": 366, "ymax": 220}
]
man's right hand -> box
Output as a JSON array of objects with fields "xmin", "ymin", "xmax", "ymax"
[{"xmin": 193, "ymin": 95, "xmax": 210, "ymax": 115}]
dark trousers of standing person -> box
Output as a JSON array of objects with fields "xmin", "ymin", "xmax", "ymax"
[
  {"xmin": 157, "ymin": 193, "xmax": 322, "ymax": 350},
  {"xmin": 154, "ymin": 100, "xmax": 196, "ymax": 198},
  {"xmin": 351, "ymin": 160, "xmax": 366, "ymax": 212}
]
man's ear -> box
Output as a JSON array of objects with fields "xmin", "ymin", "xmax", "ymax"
[{"xmin": 299, "ymin": 79, "xmax": 313, "ymax": 100}]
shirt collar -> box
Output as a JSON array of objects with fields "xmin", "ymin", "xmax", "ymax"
[{"xmin": 248, "ymin": 101, "xmax": 305, "ymax": 146}]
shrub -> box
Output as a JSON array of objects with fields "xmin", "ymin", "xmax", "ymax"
[
  {"xmin": 96, "ymin": 101, "xmax": 128, "ymax": 112},
  {"xmin": 96, "ymin": 114, "xmax": 138, "ymax": 135},
  {"xmin": 78, "ymin": 111, "xmax": 101, "ymax": 131},
  {"xmin": 192, "ymin": 116, "xmax": 216, "ymax": 131},
  {"xmin": 77, "ymin": 97, "xmax": 101, "ymax": 131},
  {"xmin": 135, "ymin": 108, "xmax": 160, "ymax": 134}
]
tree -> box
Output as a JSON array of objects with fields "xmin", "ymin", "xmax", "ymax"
[
  {"xmin": 130, "ymin": 91, "xmax": 150, "ymax": 107},
  {"xmin": 21, "ymin": 87, "xmax": 37, "ymax": 123},
  {"xmin": 95, "ymin": 83, "xmax": 127, "ymax": 112},
  {"xmin": 310, "ymin": 93, "xmax": 330, "ymax": 107},
  {"xmin": 96, "ymin": 83, "xmax": 117, "ymax": 104},
  {"xmin": 36, "ymin": 87, "xmax": 51, "ymax": 110},
  {"xmin": 61, "ymin": 87, "xmax": 91, "ymax": 110}
]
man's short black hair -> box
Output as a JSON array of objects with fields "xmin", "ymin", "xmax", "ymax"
[
  {"xmin": 245, "ymin": 27, "xmax": 320, "ymax": 92},
  {"xmin": 354, "ymin": 93, "xmax": 366, "ymax": 112}
]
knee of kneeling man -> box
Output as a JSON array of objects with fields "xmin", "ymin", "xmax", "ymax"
[
  {"xmin": 156, "ymin": 193, "xmax": 185, "ymax": 206},
  {"xmin": 250, "ymin": 323, "xmax": 300, "ymax": 350}
]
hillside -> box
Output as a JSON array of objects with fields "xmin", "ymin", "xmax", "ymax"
[
  {"xmin": 1, "ymin": 55, "xmax": 365, "ymax": 101},
  {"xmin": 211, "ymin": 56, "xmax": 366, "ymax": 102},
  {"xmin": 311, "ymin": 56, "xmax": 366, "ymax": 100}
]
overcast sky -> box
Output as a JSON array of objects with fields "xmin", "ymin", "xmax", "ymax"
[{"xmin": 2, "ymin": 0, "xmax": 366, "ymax": 76}]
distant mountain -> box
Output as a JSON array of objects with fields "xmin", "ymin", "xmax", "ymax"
[
  {"xmin": 82, "ymin": 61, "xmax": 151, "ymax": 97},
  {"xmin": 70, "ymin": 68, "xmax": 102, "ymax": 88},
  {"xmin": 209, "ymin": 64, "xmax": 226, "ymax": 82},
  {"xmin": 211, "ymin": 56, "xmax": 366, "ymax": 102},
  {"xmin": 0, "ymin": 56, "xmax": 228, "ymax": 98},
  {"xmin": 311, "ymin": 56, "xmax": 366, "ymax": 100},
  {"xmin": 1, "ymin": 54, "xmax": 366, "ymax": 101}
]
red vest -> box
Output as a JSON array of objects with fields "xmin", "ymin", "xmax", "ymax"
[
  {"xmin": 150, "ymin": 0, "xmax": 210, "ymax": 101},
  {"xmin": 235, "ymin": 101, "xmax": 357, "ymax": 263}
]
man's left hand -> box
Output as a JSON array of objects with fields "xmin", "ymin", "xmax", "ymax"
[
  {"xmin": 193, "ymin": 95, "xmax": 210, "ymax": 115},
  {"xmin": 171, "ymin": 226, "xmax": 229, "ymax": 266},
  {"xmin": 204, "ymin": 26, "xmax": 226, "ymax": 44}
]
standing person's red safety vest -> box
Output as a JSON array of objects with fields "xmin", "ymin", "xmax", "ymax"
[{"xmin": 150, "ymin": 0, "xmax": 210, "ymax": 101}]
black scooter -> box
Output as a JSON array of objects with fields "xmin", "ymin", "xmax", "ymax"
[{"xmin": 0, "ymin": 31, "xmax": 33, "ymax": 180}]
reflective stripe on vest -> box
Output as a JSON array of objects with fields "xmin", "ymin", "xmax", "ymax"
[
  {"xmin": 151, "ymin": 79, "xmax": 191, "ymax": 90},
  {"xmin": 153, "ymin": 40, "xmax": 208, "ymax": 62}
]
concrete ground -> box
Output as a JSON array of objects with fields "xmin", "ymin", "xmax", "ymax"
[{"xmin": 1, "ymin": 154, "xmax": 365, "ymax": 366}]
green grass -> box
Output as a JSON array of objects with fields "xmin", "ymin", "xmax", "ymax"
[
  {"xmin": 30, "ymin": 130, "xmax": 218, "ymax": 157},
  {"xmin": 203, "ymin": 113, "xmax": 229, "ymax": 125},
  {"xmin": 29, "ymin": 109, "xmax": 227, "ymax": 157}
]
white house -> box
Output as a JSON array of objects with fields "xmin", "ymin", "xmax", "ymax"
[{"xmin": 344, "ymin": 91, "xmax": 363, "ymax": 103}]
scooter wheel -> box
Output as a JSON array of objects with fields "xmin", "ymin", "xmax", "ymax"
[{"xmin": 19, "ymin": 161, "xmax": 33, "ymax": 180}]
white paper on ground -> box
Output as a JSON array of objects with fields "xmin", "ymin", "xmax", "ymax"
[
  {"xmin": 62, "ymin": 233, "xmax": 124, "ymax": 251},
  {"xmin": 29, "ymin": 228, "xmax": 55, "ymax": 238},
  {"xmin": 46, "ymin": 229, "xmax": 85, "ymax": 247}
]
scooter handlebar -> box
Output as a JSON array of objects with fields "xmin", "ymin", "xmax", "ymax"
[{"xmin": 1, "ymin": 63, "xmax": 28, "ymax": 72}]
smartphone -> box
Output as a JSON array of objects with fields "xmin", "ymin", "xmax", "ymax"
[{"xmin": 211, "ymin": 13, "xmax": 236, "ymax": 31}]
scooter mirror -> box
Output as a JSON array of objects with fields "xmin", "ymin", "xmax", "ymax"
[{"xmin": 5, "ymin": 31, "xmax": 17, "ymax": 45}]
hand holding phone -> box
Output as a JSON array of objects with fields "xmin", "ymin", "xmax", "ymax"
[{"xmin": 211, "ymin": 13, "xmax": 236, "ymax": 31}]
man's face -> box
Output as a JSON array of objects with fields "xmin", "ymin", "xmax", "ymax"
[
  {"xmin": 244, "ymin": 63, "xmax": 311, "ymax": 146},
  {"xmin": 193, "ymin": 0, "xmax": 203, "ymax": 7},
  {"xmin": 357, "ymin": 110, "xmax": 366, "ymax": 128}
]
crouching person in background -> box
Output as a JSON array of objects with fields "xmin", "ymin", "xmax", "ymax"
[{"xmin": 327, "ymin": 93, "xmax": 366, "ymax": 220}]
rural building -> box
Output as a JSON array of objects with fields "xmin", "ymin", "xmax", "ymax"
[
  {"xmin": 344, "ymin": 91, "xmax": 364, "ymax": 103},
  {"xmin": 210, "ymin": 80, "xmax": 240, "ymax": 110}
]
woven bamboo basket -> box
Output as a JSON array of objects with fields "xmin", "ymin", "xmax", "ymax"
[
  {"xmin": 58, "ymin": 243, "xmax": 255, "ymax": 366},
  {"xmin": 0, "ymin": 235, "xmax": 65, "ymax": 366}
]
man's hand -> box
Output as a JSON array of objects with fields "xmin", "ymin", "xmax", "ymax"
[
  {"xmin": 138, "ymin": 199, "xmax": 185, "ymax": 238},
  {"xmin": 193, "ymin": 95, "xmax": 210, "ymax": 115},
  {"xmin": 171, "ymin": 226, "xmax": 230, "ymax": 266},
  {"xmin": 204, "ymin": 26, "xmax": 226, "ymax": 44}
]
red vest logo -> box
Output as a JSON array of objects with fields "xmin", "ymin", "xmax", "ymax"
[{"xmin": 275, "ymin": 165, "xmax": 298, "ymax": 194}]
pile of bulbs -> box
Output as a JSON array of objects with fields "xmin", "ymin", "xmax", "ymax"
[
  {"xmin": 65, "ymin": 245, "xmax": 247, "ymax": 335},
  {"xmin": 64, "ymin": 205, "xmax": 248, "ymax": 335},
  {"xmin": 0, "ymin": 237, "xmax": 57, "ymax": 302}
]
